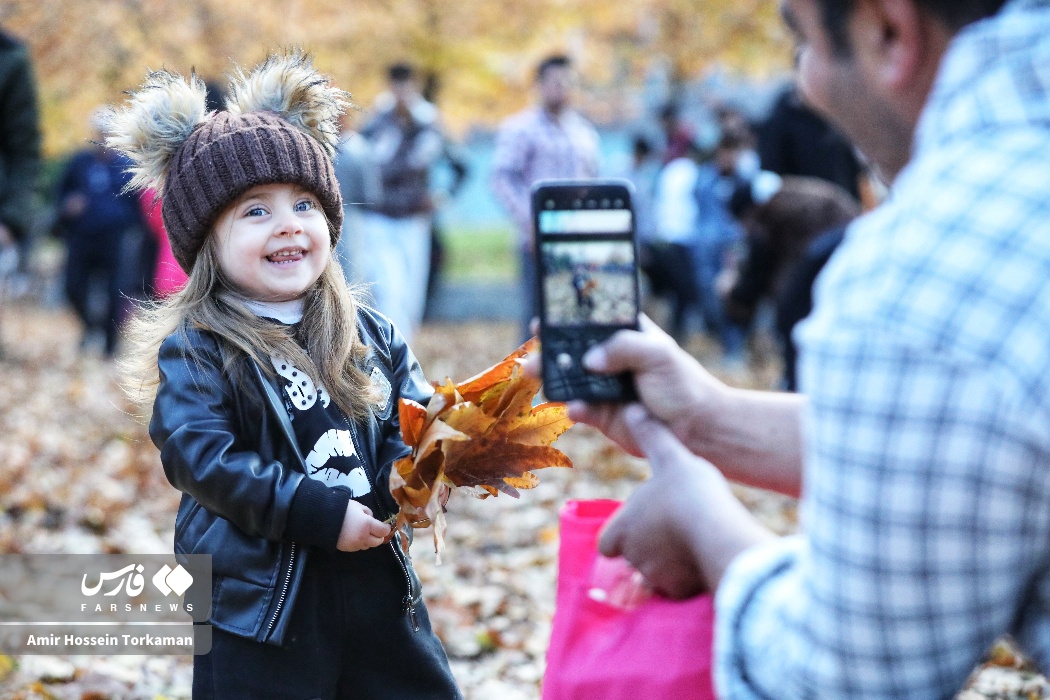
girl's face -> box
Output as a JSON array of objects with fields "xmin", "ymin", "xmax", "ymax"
[{"xmin": 213, "ymin": 183, "xmax": 331, "ymax": 302}]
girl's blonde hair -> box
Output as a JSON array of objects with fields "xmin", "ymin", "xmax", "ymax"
[{"xmin": 123, "ymin": 235, "xmax": 378, "ymax": 421}]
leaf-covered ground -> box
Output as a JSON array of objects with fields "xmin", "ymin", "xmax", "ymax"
[{"xmin": 0, "ymin": 304, "xmax": 1044, "ymax": 699}]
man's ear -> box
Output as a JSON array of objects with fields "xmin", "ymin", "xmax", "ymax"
[{"xmin": 849, "ymin": 0, "xmax": 927, "ymax": 92}]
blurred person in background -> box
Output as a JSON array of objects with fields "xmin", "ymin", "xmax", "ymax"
[
  {"xmin": 54, "ymin": 108, "xmax": 143, "ymax": 356},
  {"xmin": 658, "ymin": 103, "xmax": 695, "ymax": 165},
  {"xmin": 648, "ymin": 124, "xmax": 748, "ymax": 361},
  {"xmin": 139, "ymin": 189, "xmax": 188, "ymax": 298},
  {"xmin": 491, "ymin": 54, "xmax": 600, "ymax": 341},
  {"xmin": 648, "ymin": 132, "xmax": 708, "ymax": 342},
  {"xmin": 691, "ymin": 124, "xmax": 751, "ymax": 365},
  {"xmin": 725, "ymin": 174, "xmax": 860, "ymax": 390},
  {"xmin": 359, "ymin": 62, "xmax": 446, "ymax": 342},
  {"xmin": 419, "ymin": 68, "xmax": 470, "ymax": 319},
  {"xmin": 0, "ymin": 25, "xmax": 41, "ymax": 304},
  {"xmin": 758, "ymin": 81, "xmax": 863, "ymax": 201},
  {"xmin": 622, "ymin": 135, "xmax": 659, "ymax": 247},
  {"xmin": 421, "ymin": 134, "xmax": 470, "ymax": 321},
  {"xmin": 334, "ymin": 111, "xmax": 382, "ymax": 286}
]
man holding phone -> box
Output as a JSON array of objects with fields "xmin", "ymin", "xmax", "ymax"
[{"xmin": 532, "ymin": 0, "xmax": 1050, "ymax": 697}]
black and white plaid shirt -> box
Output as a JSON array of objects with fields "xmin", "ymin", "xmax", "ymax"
[{"xmin": 715, "ymin": 1, "xmax": 1050, "ymax": 697}]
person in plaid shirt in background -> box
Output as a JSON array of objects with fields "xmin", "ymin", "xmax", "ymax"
[
  {"xmin": 491, "ymin": 54, "xmax": 600, "ymax": 341},
  {"xmin": 530, "ymin": 0, "xmax": 1050, "ymax": 697}
]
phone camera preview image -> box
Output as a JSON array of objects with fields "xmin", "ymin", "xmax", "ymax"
[{"xmin": 541, "ymin": 241, "xmax": 637, "ymax": 327}]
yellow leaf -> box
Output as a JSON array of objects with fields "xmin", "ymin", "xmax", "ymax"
[{"xmin": 504, "ymin": 402, "xmax": 573, "ymax": 445}]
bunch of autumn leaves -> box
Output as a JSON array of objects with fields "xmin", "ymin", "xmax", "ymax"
[{"xmin": 388, "ymin": 339, "xmax": 573, "ymax": 560}]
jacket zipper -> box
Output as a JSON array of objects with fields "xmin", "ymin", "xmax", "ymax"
[
  {"xmin": 253, "ymin": 361, "xmax": 308, "ymax": 641},
  {"xmin": 344, "ymin": 414, "xmax": 419, "ymax": 632},
  {"xmin": 266, "ymin": 541, "xmax": 296, "ymax": 637}
]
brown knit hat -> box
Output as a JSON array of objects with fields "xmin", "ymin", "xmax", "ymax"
[{"xmin": 105, "ymin": 52, "xmax": 349, "ymax": 273}]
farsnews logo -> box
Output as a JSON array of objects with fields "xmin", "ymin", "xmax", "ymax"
[
  {"xmin": 152, "ymin": 564, "xmax": 193, "ymax": 596},
  {"xmin": 81, "ymin": 563, "xmax": 193, "ymax": 597}
]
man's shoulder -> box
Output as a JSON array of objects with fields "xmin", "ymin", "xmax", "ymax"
[
  {"xmin": 808, "ymin": 130, "xmax": 1050, "ymax": 364},
  {"xmin": 563, "ymin": 109, "xmax": 597, "ymax": 131},
  {"xmin": 498, "ymin": 107, "xmax": 543, "ymax": 134}
]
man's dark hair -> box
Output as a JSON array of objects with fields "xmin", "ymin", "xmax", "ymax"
[
  {"xmin": 818, "ymin": 0, "xmax": 1008, "ymax": 55},
  {"xmin": 387, "ymin": 62, "xmax": 416, "ymax": 83},
  {"xmin": 535, "ymin": 54, "xmax": 571, "ymax": 82}
]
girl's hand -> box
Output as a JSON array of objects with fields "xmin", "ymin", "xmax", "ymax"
[{"xmin": 336, "ymin": 501, "xmax": 392, "ymax": 552}]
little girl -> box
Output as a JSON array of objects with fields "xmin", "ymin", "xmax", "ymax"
[{"xmin": 108, "ymin": 53, "xmax": 461, "ymax": 699}]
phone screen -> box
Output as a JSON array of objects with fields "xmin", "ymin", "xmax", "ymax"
[{"xmin": 534, "ymin": 181, "xmax": 639, "ymax": 402}]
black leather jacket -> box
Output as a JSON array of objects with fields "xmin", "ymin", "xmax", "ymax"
[{"xmin": 150, "ymin": 308, "xmax": 432, "ymax": 645}]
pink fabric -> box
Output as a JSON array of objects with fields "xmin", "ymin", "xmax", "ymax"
[
  {"xmin": 543, "ymin": 499, "xmax": 716, "ymax": 700},
  {"xmin": 140, "ymin": 189, "xmax": 188, "ymax": 297}
]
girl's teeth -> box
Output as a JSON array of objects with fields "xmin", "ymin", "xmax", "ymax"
[{"xmin": 268, "ymin": 250, "xmax": 303, "ymax": 261}]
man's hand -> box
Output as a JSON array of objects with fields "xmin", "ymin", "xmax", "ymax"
[
  {"xmin": 524, "ymin": 315, "xmax": 807, "ymax": 496},
  {"xmin": 598, "ymin": 405, "xmax": 775, "ymax": 597},
  {"xmin": 336, "ymin": 500, "xmax": 393, "ymax": 552},
  {"xmin": 523, "ymin": 315, "xmax": 730, "ymax": 457}
]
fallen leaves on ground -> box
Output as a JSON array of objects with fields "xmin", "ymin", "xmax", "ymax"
[
  {"xmin": 0, "ymin": 306, "xmax": 1043, "ymax": 699},
  {"xmin": 390, "ymin": 338, "xmax": 573, "ymax": 561}
]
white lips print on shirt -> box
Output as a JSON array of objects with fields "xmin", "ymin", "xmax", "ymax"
[
  {"xmin": 271, "ymin": 356, "xmax": 330, "ymax": 410},
  {"xmin": 304, "ymin": 429, "xmax": 372, "ymax": 496}
]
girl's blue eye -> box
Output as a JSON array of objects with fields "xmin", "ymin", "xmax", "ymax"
[
  {"xmin": 295, "ymin": 199, "xmax": 317, "ymax": 212},
  {"xmin": 246, "ymin": 206, "xmax": 267, "ymax": 217}
]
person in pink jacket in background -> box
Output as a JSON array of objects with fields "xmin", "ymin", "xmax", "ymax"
[{"xmin": 139, "ymin": 188, "xmax": 187, "ymax": 297}]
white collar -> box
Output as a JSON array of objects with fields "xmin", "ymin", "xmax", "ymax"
[{"xmin": 242, "ymin": 298, "xmax": 305, "ymax": 324}]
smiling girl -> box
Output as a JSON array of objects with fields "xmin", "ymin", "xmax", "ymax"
[{"xmin": 107, "ymin": 52, "xmax": 460, "ymax": 699}]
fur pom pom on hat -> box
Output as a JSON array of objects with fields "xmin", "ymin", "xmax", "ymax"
[{"xmin": 105, "ymin": 51, "xmax": 349, "ymax": 274}]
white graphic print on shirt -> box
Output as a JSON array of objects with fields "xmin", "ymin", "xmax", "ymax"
[
  {"xmin": 271, "ymin": 355, "xmax": 330, "ymax": 410},
  {"xmin": 304, "ymin": 429, "xmax": 371, "ymax": 496},
  {"xmin": 271, "ymin": 355, "xmax": 372, "ymax": 498}
]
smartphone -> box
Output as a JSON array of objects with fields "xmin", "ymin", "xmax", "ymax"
[{"xmin": 532, "ymin": 179, "xmax": 640, "ymax": 403}]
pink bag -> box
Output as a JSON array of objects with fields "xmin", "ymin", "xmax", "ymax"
[{"xmin": 543, "ymin": 499, "xmax": 717, "ymax": 700}]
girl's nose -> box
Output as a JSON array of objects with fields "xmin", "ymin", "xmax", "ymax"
[{"xmin": 275, "ymin": 208, "xmax": 304, "ymax": 236}]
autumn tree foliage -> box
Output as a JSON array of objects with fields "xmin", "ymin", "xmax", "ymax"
[{"xmin": 3, "ymin": 0, "xmax": 789, "ymax": 155}]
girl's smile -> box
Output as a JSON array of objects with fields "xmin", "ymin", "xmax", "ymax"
[{"xmin": 214, "ymin": 183, "xmax": 331, "ymax": 302}]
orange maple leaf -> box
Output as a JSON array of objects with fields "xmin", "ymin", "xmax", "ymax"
[{"xmin": 388, "ymin": 338, "xmax": 574, "ymax": 560}]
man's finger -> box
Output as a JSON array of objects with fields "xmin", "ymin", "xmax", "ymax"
[
  {"xmin": 622, "ymin": 404, "xmax": 694, "ymax": 471},
  {"xmin": 636, "ymin": 313, "xmax": 666, "ymax": 334},
  {"xmin": 370, "ymin": 519, "xmax": 393, "ymax": 537},
  {"xmin": 521, "ymin": 350, "xmax": 540, "ymax": 379},
  {"xmin": 582, "ymin": 326, "xmax": 674, "ymax": 375}
]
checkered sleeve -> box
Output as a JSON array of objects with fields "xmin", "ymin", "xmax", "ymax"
[{"xmin": 714, "ymin": 323, "xmax": 1050, "ymax": 698}]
